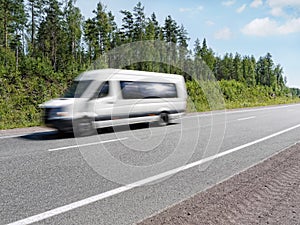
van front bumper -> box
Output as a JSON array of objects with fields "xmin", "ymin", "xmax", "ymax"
[{"xmin": 44, "ymin": 119, "xmax": 73, "ymax": 132}]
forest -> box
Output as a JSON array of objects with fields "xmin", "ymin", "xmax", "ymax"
[{"xmin": 0, "ymin": 0, "xmax": 299, "ymax": 129}]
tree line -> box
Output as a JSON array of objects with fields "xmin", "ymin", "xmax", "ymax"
[
  {"xmin": 0, "ymin": 0, "xmax": 299, "ymax": 129},
  {"xmin": 0, "ymin": 0, "xmax": 290, "ymax": 88}
]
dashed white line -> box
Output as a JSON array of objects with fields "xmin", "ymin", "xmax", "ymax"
[
  {"xmin": 6, "ymin": 123, "xmax": 300, "ymax": 225},
  {"xmin": 237, "ymin": 116, "xmax": 256, "ymax": 121},
  {"xmin": 48, "ymin": 137, "xmax": 128, "ymax": 152}
]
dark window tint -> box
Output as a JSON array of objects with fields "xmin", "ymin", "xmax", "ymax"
[
  {"xmin": 120, "ymin": 81, "xmax": 143, "ymax": 99},
  {"xmin": 120, "ymin": 81, "xmax": 177, "ymax": 99},
  {"xmin": 63, "ymin": 80, "xmax": 92, "ymax": 98},
  {"xmin": 98, "ymin": 81, "xmax": 109, "ymax": 98}
]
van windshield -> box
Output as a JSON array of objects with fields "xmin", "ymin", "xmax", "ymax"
[{"xmin": 63, "ymin": 80, "xmax": 92, "ymax": 98}]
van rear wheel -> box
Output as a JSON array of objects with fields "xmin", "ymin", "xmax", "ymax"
[{"xmin": 158, "ymin": 112, "xmax": 169, "ymax": 126}]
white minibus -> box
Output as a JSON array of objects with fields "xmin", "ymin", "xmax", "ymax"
[{"xmin": 41, "ymin": 69, "xmax": 187, "ymax": 135}]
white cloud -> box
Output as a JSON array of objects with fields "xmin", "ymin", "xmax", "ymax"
[
  {"xmin": 279, "ymin": 18, "xmax": 300, "ymax": 34},
  {"xmin": 241, "ymin": 18, "xmax": 278, "ymax": 36},
  {"xmin": 222, "ymin": 0, "xmax": 235, "ymax": 7},
  {"xmin": 267, "ymin": 0, "xmax": 300, "ymax": 17},
  {"xmin": 179, "ymin": 8, "xmax": 192, "ymax": 12},
  {"xmin": 267, "ymin": 0, "xmax": 300, "ymax": 8},
  {"xmin": 270, "ymin": 7, "xmax": 285, "ymax": 16},
  {"xmin": 214, "ymin": 27, "xmax": 233, "ymax": 40},
  {"xmin": 250, "ymin": 0, "xmax": 263, "ymax": 8},
  {"xmin": 205, "ymin": 20, "xmax": 215, "ymax": 26},
  {"xmin": 241, "ymin": 17, "xmax": 300, "ymax": 36},
  {"xmin": 237, "ymin": 4, "xmax": 247, "ymax": 13},
  {"xmin": 179, "ymin": 5, "xmax": 203, "ymax": 13}
]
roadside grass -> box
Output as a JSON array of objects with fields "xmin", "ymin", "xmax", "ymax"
[
  {"xmin": 186, "ymin": 95, "xmax": 300, "ymax": 113},
  {"xmin": 186, "ymin": 79, "xmax": 300, "ymax": 112},
  {"xmin": 224, "ymin": 97, "xmax": 300, "ymax": 109}
]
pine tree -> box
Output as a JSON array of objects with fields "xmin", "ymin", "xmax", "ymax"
[
  {"xmin": 0, "ymin": 0, "xmax": 26, "ymax": 70},
  {"xmin": 162, "ymin": 15, "xmax": 178, "ymax": 73},
  {"xmin": 120, "ymin": 10, "xmax": 134, "ymax": 43},
  {"xmin": 242, "ymin": 56, "xmax": 256, "ymax": 86},
  {"xmin": 163, "ymin": 15, "xmax": 178, "ymax": 43},
  {"xmin": 133, "ymin": 2, "xmax": 146, "ymax": 41},
  {"xmin": 0, "ymin": 0, "xmax": 13, "ymax": 49},
  {"xmin": 256, "ymin": 53, "xmax": 276, "ymax": 87},
  {"xmin": 233, "ymin": 53, "xmax": 243, "ymax": 82},
  {"xmin": 150, "ymin": 13, "xmax": 160, "ymax": 39},
  {"xmin": 265, "ymin": 52, "xmax": 275, "ymax": 87},
  {"xmin": 26, "ymin": 0, "xmax": 45, "ymax": 56},
  {"xmin": 199, "ymin": 38, "xmax": 215, "ymax": 71},
  {"xmin": 177, "ymin": 24, "xmax": 189, "ymax": 74},
  {"xmin": 84, "ymin": 18, "xmax": 97, "ymax": 62},
  {"xmin": 93, "ymin": 2, "xmax": 113, "ymax": 54},
  {"xmin": 200, "ymin": 38, "xmax": 208, "ymax": 57},
  {"xmin": 221, "ymin": 53, "xmax": 234, "ymax": 80},
  {"xmin": 64, "ymin": 0, "xmax": 83, "ymax": 63},
  {"xmin": 274, "ymin": 64, "xmax": 284, "ymax": 90},
  {"xmin": 108, "ymin": 11, "xmax": 118, "ymax": 48},
  {"xmin": 214, "ymin": 56, "xmax": 222, "ymax": 80},
  {"xmin": 256, "ymin": 56, "xmax": 264, "ymax": 85},
  {"xmin": 145, "ymin": 17, "xmax": 156, "ymax": 41},
  {"xmin": 193, "ymin": 38, "xmax": 205, "ymax": 80},
  {"xmin": 36, "ymin": 0, "xmax": 64, "ymax": 71}
]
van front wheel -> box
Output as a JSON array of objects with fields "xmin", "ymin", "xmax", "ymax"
[
  {"xmin": 158, "ymin": 112, "xmax": 169, "ymax": 126},
  {"xmin": 74, "ymin": 117, "xmax": 95, "ymax": 137}
]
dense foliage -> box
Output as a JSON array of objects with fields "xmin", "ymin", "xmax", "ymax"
[{"xmin": 0, "ymin": 0, "xmax": 299, "ymax": 129}]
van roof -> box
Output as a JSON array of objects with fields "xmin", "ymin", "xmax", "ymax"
[{"xmin": 76, "ymin": 69, "xmax": 184, "ymax": 81}]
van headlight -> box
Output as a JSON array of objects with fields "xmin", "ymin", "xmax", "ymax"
[
  {"xmin": 56, "ymin": 112, "xmax": 69, "ymax": 117},
  {"xmin": 49, "ymin": 108, "xmax": 69, "ymax": 118}
]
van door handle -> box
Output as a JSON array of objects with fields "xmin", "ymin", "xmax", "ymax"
[{"xmin": 106, "ymin": 101, "xmax": 115, "ymax": 104}]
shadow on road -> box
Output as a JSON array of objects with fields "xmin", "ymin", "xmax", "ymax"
[
  {"xmin": 19, "ymin": 123, "xmax": 177, "ymax": 141},
  {"xmin": 19, "ymin": 131, "xmax": 74, "ymax": 140}
]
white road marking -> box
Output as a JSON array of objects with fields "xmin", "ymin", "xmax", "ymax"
[
  {"xmin": 48, "ymin": 137, "xmax": 128, "ymax": 152},
  {"xmin": 0, "ymin": 134, "xmax": 27, "ymax": 139},
  {"xmin": 6, "ymin": 123, "xmax": 300, "ymax": 225},
  {"xmin": 237, "ymin": 116, "xmax": 256, "ymax": 121},
  {"xmin": 0, "ymin": 130, "xmax": 54, "ymax": 140}
]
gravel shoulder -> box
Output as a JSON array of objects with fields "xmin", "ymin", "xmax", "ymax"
[{"xmin": 138, "ymin": 143, "xmax": 300, "ymax": 225}]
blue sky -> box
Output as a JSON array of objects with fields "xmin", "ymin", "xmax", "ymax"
[{"xmin": 76, "ymin": 0, "xmax": 300, "ymax": 88}]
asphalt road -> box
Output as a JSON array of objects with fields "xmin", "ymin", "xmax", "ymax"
[{"xmin": 1, "ymin": 104, "xmax": 300, "ymax": 225}]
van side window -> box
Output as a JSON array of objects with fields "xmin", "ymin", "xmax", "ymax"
[
  {"xmin": 140, "ymin": 82, "xmax": 177, "ymax": 98},
  {"xmin": 98, "ymin": 81, "xmax": 109, "ymax": 98},
  {"xmin": 120, "ymin": 81, "xmax": 177, "ymax": 99},
  {"xmin": 120, "ymin": 81, "xmax": 142, "ymax": 99}
]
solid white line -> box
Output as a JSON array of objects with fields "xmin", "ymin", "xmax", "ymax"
[
  {"xmin": 0, "ymin": 134, "xmax": 26, "ymax": 139},
  {"xmin": 237, "ymin": 116, "xmax": 256, "ymax": 121},
  {"xmin": 6, "ymin": 123, "xmax": 300, "ymax": 225},
  {"xmin": 0, "ymin": 130, "xmax": 54, "ymax": 140},
  {"xmin": 48, "ymin": 137, "xmax": 128, "ymax": 152}
]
